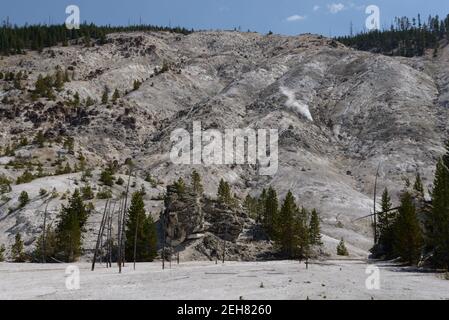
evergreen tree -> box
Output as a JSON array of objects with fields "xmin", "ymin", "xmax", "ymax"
[
  {"xmin": 277, "ymin": 191, "xmax": 299, "ymax": 258},
  {"xmin": 244, "ymin": 194, "xmax": 258, "ymax": 219},
  {"xmin": 217, "ymin": 179, "xmax": 232, "ymax": 205},
  {"xmin": 101, "ymin": 86, "xmax": 109, "ymax": 104},
  {"xmin": 72, "ymin": 92, "xmax": 80, "ymax": 107},
  {"xmin": 377, "ymin": 188, "xmax": 396, "ymax": 256},
  {"xmin": 99, "ymin": 168, "xmax": 114, "ymax": 186},
  {"xmin": 296, "ymin": 207, "xmax": 310, "ymax": 258},
  {"xmin": 427, "ymin": 159, "xmax": 449, "ymax": 269},
  {"xmin": 263, "ymin": 186, "xmax": 278, "ymax": 238},
  {"xmin": 11, "ymin": 233, "xmax": 25, "ymax": 262},
  {"xmin": 256, "ymin": 189, "xmax": 267, "ymax": 223},
  {"xmin": 33, "ymin": 227, "xmax": 57, "ymax": 262},
  {"xmin": 18, "ymin": 191, "xmax": 29, "ymax": 208},
  {"xmin": 174, "ymin": 177, "xmax": 186, "ymax": 195},
  {"xmin": 309, "ymin": 209, "xmax": 323, "ymax": 246},
  {"xmin": 393, "ymin": 192, "xmax": 423, "ymax": 265},
  {"xmin": 34, "ymin": 130, "xmax": 45, "ymax": 148},
  {"xmin": 191, "ymin": 170, "xmax": 204, "ymax": 195},
  {"xmin": 133, "ymin": 79, "xmax": 142, "ymax": 91},
  {"xmin": 413, "ymin": 172, "xmax": 424, "ymax": 196},
  {"xmin": 125, "ymin": 192, "xmax": 157, "ymax": 262},
  {"xmin": 337, "ymin": 238, "xmax": 349, "ymax": 256},
  {"xmin": 0, "ymin": 244, "xmax": 5, "ymax": 262},
  {"xmin": 55, "ymin": 190, "xmax": 89, "ymax": 262},
  {"xmin": 112, "ymin": 89, "xmax": 120, "ymax": 103}
]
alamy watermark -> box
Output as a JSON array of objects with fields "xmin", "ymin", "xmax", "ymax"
[
  {"xmin": 365, "ymin": 265, "xmax": 380, "ymax": 290},
  {"xmin": 170, "ymin": 122, "xmax": 278, "ymax": 176},
  {"xmin": 65, "ymin": 5, "xmax": 80, "ymax": 30},
  {"xmin": 65, "ymin": 265, "xmax": 80, "ymax": 290},
  {"xmin": 366, "ymin": 5, "xmax": 380, "ymax": 31}
]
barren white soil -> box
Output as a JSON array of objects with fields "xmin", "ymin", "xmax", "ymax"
[{"xmin": 1, "ymin": 260, "xmax": 448, "ymax": 300}]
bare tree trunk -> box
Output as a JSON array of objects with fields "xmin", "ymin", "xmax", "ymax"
[
  {"xmin": 41, "ymin": 199, "xmax": 50, "ymax": 263},
  {"xmin": 162, "ymin": 211, "xmax": 165, "ymax": 270},
  {"xmin": 373, "ymin": 162, "xmax": 381, "ymax": 244},
  {"xmin": 119, "ymin": 171, "xmax": 133, "ymax": 270},
  {"xmin": 108, "ymin": 201, "xmax": 116, "ymax": 268},
  {"xmin": 92, "ymin": 200, "xmax": 109, "ymax": 271},
  {"xmin": 133, "ymin": 212, "xmax": 139, "ymax": 270},
  {"xmin": 117, "ymin": 198, "xmax": 122, "ymax": 270},
  {"xmin": 222, "ymin": 226, "xmax": 227, "ymax": 264}
]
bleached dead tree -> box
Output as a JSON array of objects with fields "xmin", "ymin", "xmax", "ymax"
[{"xmin": 92, "ymin": 200, "xmax": 109, "ymax": 271}]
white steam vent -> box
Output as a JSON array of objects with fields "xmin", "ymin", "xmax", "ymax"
[{"xmin": 280, "ymin": 86, "xmax": 314, "ymax": 122}]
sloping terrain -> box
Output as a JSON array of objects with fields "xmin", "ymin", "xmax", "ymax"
[{"xmin": 1, "ymin": 31, "xmax": 449, "ymax": 258}]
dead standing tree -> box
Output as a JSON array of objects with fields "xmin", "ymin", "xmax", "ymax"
[
  {"xmin": 118, "ymin": 170, "xmax": 133, "ymax": 273},
  {"xmin": 92, "ymin": 200, "xmax": 110, "ymax": 271},
  {"xmin": 41, "ymin": 198, "xmax": 52, "ymax": 263}
]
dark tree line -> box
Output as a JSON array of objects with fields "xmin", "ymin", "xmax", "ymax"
[
  {"xmin": 375, "ymin": 141, "xmax": 449, "ymax": 270},
  {"xmin": 337, "ymin": 14, "xmax": 449, "ymax": 57},
  {"xmin": 0, "ymin": 22, "xmax": 193, "ymax": 55}
]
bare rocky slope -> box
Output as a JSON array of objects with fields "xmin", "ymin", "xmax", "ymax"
[{"xmin": 1, "ymin": 31, "xmax": 449, "ymax": 260}]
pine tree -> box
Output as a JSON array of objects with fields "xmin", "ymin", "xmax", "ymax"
[
  {"xmin": 217, "ymin": 179, "xmax": 232, "ymax": 205},
  {"xmin": 263, "ymin": 186, "xmax": 278, "ymax": 238},
  {"xmin": 133, "ymin": 80, "xmax": 142, "ymax": 91},
  {"xmin": 296, "ymin": 207, "xmax": 310, "ymax": 258},
  {"xmin": 309, "ymin": 209, "xmax": 322, "ymax": 246},
  {"xmin": 427, "ymin": 159, "xmax": 449, "ymax": 269},
  {"xmin": 277, "ymin": 191, "xmax": 299, "ymax": 258},
  {"xmin": 257, "ymin": 189, "xmax": 267, "ymax": 223},
  {"xmin": 191, "ymin": 170, "xmax": 204, "ymax": 195},
  {"xmin": 99, "ymin": 168, "xmax": 114, "ymax": 186},
  {"xmin": 125, "ymin": 192, "xmax": 157, "ymax": 262},
  {"xmin": 34, "ymin": 130, "xmax": 45, "ymax": 148},
  {"xmin": 18, "ymin": 191, "xmax": 29, "ymax": 208},
  {"xmin": 55, "ymin": 190, "xmax": 89, "ymax": 262},
  {"xmin": 413, "ymin": 172, "xmax": 424, "ymax": 196},
  {"xmin": 0, "ymin": 244, "xmax": 5, "ymax": 262},
  {"xmin": 174, "ymin": 177, "xmax": 186, "ymax": 195},
  {"xmin": 337, "ymin": 238, "xmax": 349, "ymax": 256},
  {"xmin": 72, "ymin": 92, "xmax": 80, "ymax": 107},
  {"xmin": 101, "ymin": 86, "xmax": 109, "ymax": 104},
  {"xmin": 393, "ymin": 192, "xmax": 423, "ymax": 265},
  {"xmin": 377, "ymin": 188, "xmax": 395, "ymax": 256},
  {"xmin": 112, "ymin": 89, "xmax": 120, "ymax": 103},
  {"xmin": 244, "ymin": 195, "xmax": 258, "ymax": 219},
  {"xmin": 33, "ymin": 227, "xmax": 57, "ymax": 262},
  {"xmin": 11, "ymin": 233, "xmax": 25, "ymax": 262}
]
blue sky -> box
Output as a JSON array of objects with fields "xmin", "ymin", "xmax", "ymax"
[{"xmin": 2, "ymin": 0, "xmax": 449, "ymax": 36}]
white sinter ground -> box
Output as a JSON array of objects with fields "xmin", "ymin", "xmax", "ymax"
[{"xmin": 0, "ymin": 259, "xmax": 448, "ymax": 300}]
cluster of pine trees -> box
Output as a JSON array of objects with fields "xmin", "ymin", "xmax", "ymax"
[
  {"xmin": 375, "ymin": 141, "xmax": 449, "ymax": 270},
  {"xmin": 244, "ymin": 187, "xmax": 322, "ymax": 259},
  {"xmin": 0, "ymin": 22, "xmax": 193, "ymax": 55},
  {"xmin": 338, "ymin": 14, "xmax": 449, "ymax": 57}
]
